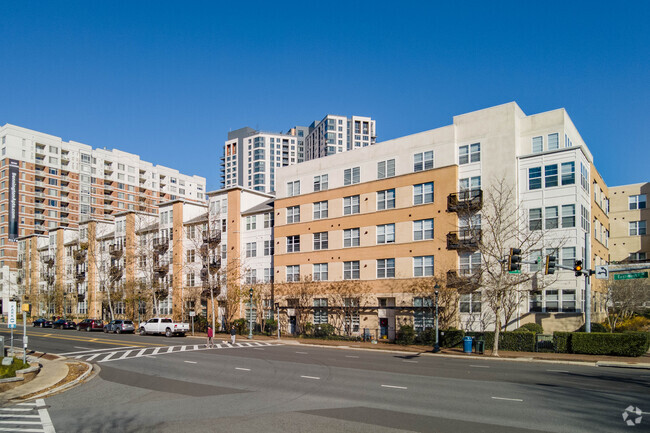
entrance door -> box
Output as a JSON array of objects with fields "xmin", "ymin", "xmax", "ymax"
[
  {"xmin": 379, "ymin": 318, "xmax": 388, "ymax": 338},
  {"xmin": 289, "ymin": 316, "xmax": 297, "ymax": 335}
]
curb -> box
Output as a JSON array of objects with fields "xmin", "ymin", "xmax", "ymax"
[
  {"xmin": 596, "ymin": 361, "xmax": 650, "ymax": 370},
  {"xmin": 24, "ymin": 360, "xmax": 94, "ymax": 401}
]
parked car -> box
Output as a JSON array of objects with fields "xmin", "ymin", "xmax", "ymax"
[
  {"xmin": 104, "ymin": 319, "xmax": 135, "ymax": 334},
  {"xmin": 53, "ymin": 319, "xmax": 76, "ymax": 329},
  {"xmin": 32, "ymin": 318, "xmax": 53, "ymax": 328},
  {"xmin": 139, "ymin": 318, "xmax": 189, "ymax": 337},
  {"xmin": 77, "ymin": 318, "xmax": 104, "ymax": 332}
]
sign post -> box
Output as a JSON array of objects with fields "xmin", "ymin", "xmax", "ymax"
[
  {"xmin": 22, "ymin": 312, "xmax": 27, "ymax": 364},
  {"xmin": 8, "ymin": 301, "xmax": 16, "ymax": 353},
  {"xmin": 189, "ymin": 311, "xmax": 195, "ymax": 336}
]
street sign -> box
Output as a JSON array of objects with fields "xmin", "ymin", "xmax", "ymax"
[
  {"xmin": 509, "ymin": 270, "xmax": 521, "ymax": 274},
  {"xmin": 614, "ymin": 272, "xmax": 649, "ymax": 281},
  {"xmin": 8, "ymin": 301, "xmax": 16, "ymax": 329},
  {"xmin": 595, "ymin": 265, "xmax": 609, "ymax": 280},
  {"xmin": 189, "ymin": 311, "xmax": 196, "ymax": 317}
]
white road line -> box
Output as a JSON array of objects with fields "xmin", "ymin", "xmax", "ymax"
[
  {"xmin": 73, "ymin": 346, "xmax": 92, "ymax": 350},
  {"xmin": 295, "ymin": 351, "xmax": 308, "ymax": 354},
  {"xmin": 0, "ymin": 421, "xmax": 42, "ymax": 425},
  {"xmin": 402, "ymin": 360, "xmax": 418, "ymax": 363},
  {"xmin": 300, "ymin": 375, "xmax": 320, "ymax": 380},
  {"xmin": 345, "ymin": 355, "xmax": 359, "ymax": 358},
  {"xmin": 118, "ymin": 350, "xmax": 134, "ymax": 360},
  {"xmin": 252, "ymin": 348, "xmax": 264, "ymax": 350},
  {"xmin": 58, "ymin": 346, "xmax": 135, "ymax": 356},
  {"xmin": 14, "ymin": 404, "xmax": 36, "ymax": 407},
  {"xmin": 193, "ymin": 345, "xmax": 199, "ymax": 350},
  {"xmin": 215, "ymin": 344, "xmax": 222, "ymax": 349},
  {"xmin": 491, "ymin": 397, "xmax": 523, "ymax": 402},
  {"xmin": 235, "ymin": 367, "xmax": 251, "ymax": 371},
  {"xmin": 152, "ymin": 347, "xmax": 161, "ymax": 355},
  {"xmin": 0, "ymin": 428, "xmax": 49, "ymax": 432},
  {"xmin": 85, "ymin": 353, "xmax": 102, "ymax": 362},
  {"xmin": 381, "ymin": 385, "xmax": 407, "ymax": 390},
  {"xmin": 546, "ymin": 369, "xmax": 569, "ymax": 373},
  {"xmin": 136, "ymin": 349, "xmax": 147, "ymax": 357},
  {"xmin": 37, "ymin": 398, "xmax": 56, "ymax": 433},
  {"xmin": 0, "ymin": 409, "xmax": 34, "ymax": 412},
  {"xmin": 184, "ymin": 361, "xmax": 197, "ymax": 364},
  {"xmin": 469, "ymin": 365, "xmax": 489, "ymax": 368},
  {"xmin": 101, "ymin": 352, "xmax": 116, "ymax": 362},
  {"xmin": 166, "ymin": 346, "xmax": 174, "ymax": 353},
  {"xmin": 180, "ymin": 346, "xmax": 186, "ymax": 352},
  {"xmin": 0, "ymin": 415, "xmax": 40, "ymax": 418}
]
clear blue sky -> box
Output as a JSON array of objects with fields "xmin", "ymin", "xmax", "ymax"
[{"xmin": 1, "ymin": 1, "xmax": 647, "ymax": 191}]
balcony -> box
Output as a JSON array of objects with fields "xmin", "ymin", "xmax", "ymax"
[
  {"xmin": 202, "ymin": 232, "xmax": 221, "ymax": 247},
  {"xmin": 153, "ymin": 239, "xmax": 169, "ymax": 253},
  {"xmin": 447, "ymin": 189, "xmax": 483, "ymax": 213},
  {"xmin": 35, "ymin": 202, "xmax": 45, "ymax": 210},
  {"xmin": 446, "ymin": 270, "xmax": 481, "ymax": 291},
  {"xmin": 109, "ymin": 266, "xmax": 123, "ymax": 281},
  {"xmin": 109, "ymin": 245, "xmax": 124, "ymax": 258},
  {"xmin": 75, "ymin": 271, "xmax": 86, "ymax": 282},
  {"xmin": 74, "ymin": 250, "xmax": 86, "ymax": 262},
  {"xmin": 447, "ymin": 229, "xmax": 482, "ymax": 250},
  {"xmin": 42, "ymin": 255, "xmax": 55, "ymax": 267}
]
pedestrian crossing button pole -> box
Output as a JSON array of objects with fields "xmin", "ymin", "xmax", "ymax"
[{"xmin": 248, "ymin": 288, "xmax": 254, "ymax": 340}]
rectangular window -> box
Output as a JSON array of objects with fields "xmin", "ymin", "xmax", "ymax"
[
  {"xmin": 377, "ymin": 224, "xmax": 395, "ymax": 244},
  {"xmin": 186, "ymin": 249, "xmax": 195, "ymax": 263},
  {"xmin": 561, "ymin": 162, "xmax": 575, "ymax": 185},
  {"xmin": 460, "ymin": 251, "xmax": 481, "ymax": 275},
  {"xmin": 562, "ymin": 204, "xmax": 575, "ymax": 228},
  {"xmin": 528, "ymin": 167, "xmax": 542, "ymax": 190},
  {"xmin": 377, "ymin": 189, "xmax": 395, "ymax": 210},
  {"xmin": 313, "ymin": 174, "xmax": 328, "ymax": 192},
  {"xmin": 264, "ymin": 240, "xmax": 274, "ymax": 256},
  {"xmin": 414, "ymin": 256, "xmax": 434, "ymax": 277},
  {"xmin": 344, "ymin": 261, "xmax": 360, "ymax": 280},
  {"xmin": 287, "ymin": 206, "xmax": 300, "ymax": 223},
  {"xmin": 287, "ymin": 235, "xmax": 300, "ymax": 253},
  {"xmin": 561, "ymin": 290, "xmax": 576, "ymax": 312},
  {"xmin": 545, "ymin": 290, "xmax": 559, "ymax": 312},
  {"xmin": 246, "ymin": 242, "xmax": 257, "ymax": 258},
  {"xmin": 414, "ymin": 182, "xmax": 434, "ymax": 205},
  {"xmin": 264, "ymin": 212, "xmax": 274, "ymax": 228},
  {"xmin": 286, "ymin": 265, "xmax": 300, "ymax": 282},
  {"xmin": 629, "ymin": 221, "xmax": 647, "ymax": 236},
  {"xmin": 313, "ymin": 201, "xmax": 328, "ymax": 219},
  {"xmin": 548, "ymin": 133, "xmax": 559, "ymax": 150},
  {"xmin": 313, "ymin": 298, "xmax": 328, "ymax": 324},
  {"xmin": 377, "ymin": 258, "xmax": 395, "ymax": 278},
  {"xmin": 343, "ymin": 195, "xmax": 360, "ymax": 215},
  {"xmin": 414, "ymin": 151, "xmax": 434, "ymax": 171},
  {"xmin": 460, "ymin": 293, "xmax": 481, "ymax": 313},
  {"xmin": 561, "ymin": 247, "xmax": 575, "ymax": 268},
  {"xmin": 378, "ymin": 159, "xmax": 396, "ymax": 178},
  {"xmin": 532, "ymin": 136, "xmax": 543, "ymax": 153},
  {"xmin": 246, "ymin": 215, "xmax": 256, "ymax": 230},
  {"xmin": 529, "ymin": 291, "xmax": 542, "ymax": 312},
  {"xmin": 545, "ymin": 206, "xmax": 558, "ymax": 229},
  {"xmin": 414, "ymin": 297, "xmax": 434, "ymax": 331},
  {"xmin": 545, "ymin": 164, "xmax": 558, "ymax": 187},
  {"xmin": 313, "ymin": 232, "xmax": 328, "ymax": 250},
  {"xmin": 287, "ymin": 180, "xmax": 300, "ymax": 197},
  {"xmin": 413, "ymin": 219, "xmax": 434, "ymax": 240},
  {"xmin": 529, "ymin": 208, "xmax": 542, "ymax": 231},
  {"xmin": 313, "ymin": 263, "xmax": 328, "ymax": 281},
  {"xmin": 458, "ymin": 143, "xmax": 480, "ymax": 165},
  {"xmin": 344, "ymin": 167, "xmax": 360, "ymax": 185},
  {"xmin": 343, "ymin": 228, "xmax": 360, "ymax": 247},
  {"xmin": 629, "ymin": 194, "xmax": 647, "ymax": 210},
  {"xmin": 581, "ymin": 205, "xmax": 589, "ymax": 232}
]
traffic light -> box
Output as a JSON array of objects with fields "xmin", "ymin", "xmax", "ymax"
[
  {"xmin": 545, "ymin": 255, "xmax": 556, "ymax": 275},
  {"xmin": 508, "ymin": 248, "xmax": 522, "ymax": 272},
  {"xmin": 573, "ymin": 260, "xmax": 583, "ymax": 277}
]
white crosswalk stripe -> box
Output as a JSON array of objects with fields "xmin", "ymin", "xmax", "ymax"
[
  {"xmin": 71, "ymin": 341, "xmax": 279, "ymax": 363},
  {"xmin": 0, "ymin": 399, "xmax": 56, "ymax": 432}
]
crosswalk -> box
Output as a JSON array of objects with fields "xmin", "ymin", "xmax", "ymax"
[
  {"xmin": 59, "ymin": 341, "xmax": 278, "ymax": 363},
  {"xmin": 0, "ymin": 399, "xmax": 56, "ymax": 432}
]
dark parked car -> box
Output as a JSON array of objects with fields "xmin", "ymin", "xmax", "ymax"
[
  {"xmin": 77, "ymin": 318, "xmax": 104, "ymax": 332},
  {"xmin": 53, "ymin": 319, "xmax": 76, "ymax": 329},
  {"xmin": 104, "ymin": 320, "xmax": 135, "ymax": 334},
  {"xmin": 32, "ymin": 318, "xmax": 53, "ymax": 328}
]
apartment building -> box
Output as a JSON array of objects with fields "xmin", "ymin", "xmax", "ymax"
[
  {"xmin": 0, "ymin": 123, "xmax": 207, "ymax": 273},
  {"xmin": 275, "ymin": 102, "xmax": 607, "ymax": 336},
  {"xmin": 609, "ymin": 182, "xmax": 649, "ymax": 263},
  {"xmin": 304, "ymin": 115, "xmax": 376, "ymax": 161}
]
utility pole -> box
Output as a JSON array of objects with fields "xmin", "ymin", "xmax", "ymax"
[{"xmin": 584, "ymin": 231, "xmax": 591, "ymax": 333}]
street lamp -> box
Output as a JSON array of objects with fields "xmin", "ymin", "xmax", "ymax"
[
  {"xmin": 248, "ymin": 287, "xmax": 254, "ymax": 340},
  {"xmin": 433, "ymin": 284, "xmax": 440, "ymax": 353}
]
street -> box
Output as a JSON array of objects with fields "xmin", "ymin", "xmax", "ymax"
[{"xmin": 1, "ymin": 326, "xmax": 649, "ymax": 432}]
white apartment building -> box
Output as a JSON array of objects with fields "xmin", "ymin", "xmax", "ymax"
[{"xmin": 304, "ymin": 115, "xmax": 376, "ymax": 161}]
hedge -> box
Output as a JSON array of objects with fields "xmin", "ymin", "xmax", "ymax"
[
  {"xmin": 396, "ymin": 325, "xmax": 415, "ymax": 345},
  {"xmin": 553, "ymin": 332, "xmax": 572, "ymax": 353},
  {"xmin": 515, "ymin": 323, "xmax": 544, "ymax": 334},
  {"xmin": 440, "ymin": 329, "xmax": 465, "ymax": 348},
  {"xmin": 465, "ymin": 331, "xmax": 536, "ymax": 352},
  {"xmin": 575, "ymin": 322, "xmax": 608, "ymax": 333},
  {"xmin": 570, "ymin": 332, "xmax": 650, "ymax": 357}
]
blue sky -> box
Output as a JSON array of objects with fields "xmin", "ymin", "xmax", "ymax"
[{"xmin": 1, "ymin": 1, "xmax": 647, "ymax": 190}]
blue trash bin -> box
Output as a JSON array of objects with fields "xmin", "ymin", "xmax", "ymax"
[{"xmin": 463, "ymin": 336, "xmax": 473, "ymax": 354}]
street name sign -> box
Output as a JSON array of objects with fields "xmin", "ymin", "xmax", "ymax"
[
  {"xmin": 614, "ymin": 272, "xmax": 648, "ymax": 281},
  {"xmin": 8, "ymin": 301, "xmax": 16, "ymax": 329}
]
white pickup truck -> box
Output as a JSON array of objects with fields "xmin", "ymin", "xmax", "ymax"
[{"xmin": 139, "ymin": 318, "xmax": 189, "ymax": 337}]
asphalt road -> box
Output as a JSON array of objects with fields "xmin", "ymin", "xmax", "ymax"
[{"xmin": 1, "ymin": 325, "xmax": 649, "ymax": 432}]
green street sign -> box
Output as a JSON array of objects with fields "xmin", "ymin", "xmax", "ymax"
[
  {"xmin": 509, "ymin": 270, "xmax": 521, "ymax": 274},
  {"xmin": 614, "ymin": 272, "xmax": 649, "ymax": 280}
]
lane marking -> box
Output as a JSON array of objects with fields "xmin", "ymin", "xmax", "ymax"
[
  {"xmin": 58, "ymin": 346, "xmax": 137, "ymax": 356},
  {"xmin": 252, "ymin": 348, "xmax": 264, "ymax": 350},
  {"xmin": 0, "ymin": 408, "xmax": 34, "ymax": 412},
  {"xmin": 546, "ymin": 369, "xmax": 569, "ymax": 373},
  {"xmin": 15, "ymin": 404, "xmax": 36, "ymax": 407},
  {"xmin": 37, "ymin": 398, "xmax": 56, "ymax": 433},
  {"xmin": 136, "ymin": 349, "xmax": 147, "ymax": 357},
  {"xmin": 300, "ymin": 375, "xmax": 320, "ymax": 380},
  {"xmin": 381, "ymin": 385, "xmax": 407, "ymax": 390},
  {"xmin": 345, "ymin": 355, "xmax": 359, "ymax": 358},
  {"xmin": 184, "ymin": 361, "xmax": 197, "ymax": 364},
  {"xmin": 235, "ymin": 367, "xmax": 251, "ymax": 371},
  {"xmin": 73, "ymin": 346, "xmax": 93, "ymax": 350},
  {"xmin": 0, "ymin": 414, "xmax": 40, "ymax": 418},
  {"xmin": 101, "ymin": 352, "xmax": 116, "ymax": 362},
  {"xmin": 470, "ymin": 365, "xmax": 489, "ymax": 368},
  {"xmin": 491, "ymin": 397, "xmax": 523, "ymax": 402},
  {"xmin": 0, "ymin": 421, "xmax": 43, "ymax": 424},
  {"xmin": 295, "ymin": 351, "xmax": 308, "ymax": 354},
  {"xmin": 152, "ymin": 347, "xmax": 161, "ymax": 355},
  {"xmin": 118, "ymin": 350, "xmax": 134, "ymax": 360},
  {"xmin": 403, "ymin": 360, "xmax": 418, "ymax": 363}
]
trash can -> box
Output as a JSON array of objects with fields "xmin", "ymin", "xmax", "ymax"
[
  {"xmin": 463, "ymin": 336, "xmax": 473, "ymax": 354},
  {"xmin": 476, "ymin": 340, "xmax": 485, "ymax": 354}
]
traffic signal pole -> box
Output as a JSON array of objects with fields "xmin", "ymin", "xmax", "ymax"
[{"xmin": 584, "ymin": 231, "xmax": 591, "ymax": 333}]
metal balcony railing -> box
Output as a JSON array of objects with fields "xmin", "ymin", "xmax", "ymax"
[
  {"xmin": 446, "ymin": 229, "xmax": 482, "ymax": 250},
  {"xmin": 447, "ymin": 189, "xmax": 483, "ymax": 212}
]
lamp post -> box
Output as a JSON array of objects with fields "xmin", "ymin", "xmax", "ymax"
[
  {"xmin": 433, "ymin": 284, "xmax": 440, "ymax": 353},
  {"xmin": 248, "ymin": 287, "xmax": 254, "ymax": 339}
]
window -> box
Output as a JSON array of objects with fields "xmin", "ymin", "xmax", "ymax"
[
  {"xmin": 313, "ymin": 298, "xmax": 328, "ymax": 324},
  {"xmin": 264, "ymin": 240, "xmax": 274, "ymax": 256},
  {"xmin": 287, "ymin": 180, "xmax": 300, "ymax": 197},
  {"xmin": 313, "ymin": 263, "xmax": 328, "ymax": 281},
  {"xmin": 246, "ymin": 242, "xmax": 257, "ymax": 258},
  {"xmin": 377, "ymin": 224, "xmax": 395, "ymax": 244},
  {"xmin": 413, "ymin": 219, "xmax": 434, "ymax": 240},
  {"xmin": 246, "ymin": 215, "xmax": 256, "ymax": 230},
  {"xmin": 460, "ymin": 252, "xmax": 481, "ymax": 275},
  {"xmin": 286, "ymin": 265, "xmax": 300, "ymax": 282},
  {"xmin": 545, "ymin": 164, "xmax": 558, "ymax": 188},
  {"xmin": 287, "ymin": 206, "xmax": 300, "ymax": 223},
  {"xmin": 287, "ymin": 235, "xmax": 300, "ymax": 253},
  {"xmin": 343, "ymin": 228, "xmax": 360, "ymax": 247},
  {"xmin": 414, "ymin": 151, "xmax": 434, "ymax": 172},
  {"xmin": 343, "ymin": 195, "xmax": 360, "ymax": 215},
  {"xmin": 629, "ymin": 221, "xmax": 647, "ymax": 236},
  {"xmin": 561, "ymin": 162, "xmax": 575, "ymax": 185},
  {"xmin": 460, "ymin": 293, "xmax": 481, "ymax": 313},
  {"xmin": 413, "ymin": 297, "xmax": 434, "ymax": 331},
  {"xmin": 344, "ymin": 298, "xmax": 360, "ymax": 333},
  {"xmin": 314, "ymin": 175, "xmax": 328, "ymax": 192},
  {"xmin": 414, "ymin": 256, "xmax": 434, "ymax": 277},
  {"xmin": 459, "ymin": 176, "xmax": 481, "ymax": 191},
  {"xmin": 529, "ymin": 291, "xmax": 542, "ymax": 312},
  {"xmin": 529, "ymin": 208, "xmax": 542, "ymax": 231},
  {"xmin": 545, "ymin": 290, "xmax": 559, "ymax": 312},
  {"xmin": 545, "ymin": 206, "xmax": 558, "ymax": 229},
  {"xmin": 580, "ymin": 163, "xmax": 589, "ymax": 190},
  {"xmin": 548, "ymin": 133, "xmax": 559, "ymax": 150},
  {"xmin": 629, "ymin": 195, "xmax": 647, "ymax": 210},
  {"xmin": 528, "ymin": 167, "xmax": 542, "ymax": 190},
  {"xmin": 562, "ymin": 290, "xmax": 576, "ymax": 312},
  {"xmin": 344, "ymin": 261, "xmax": 360, "ymax": 279},
  {"xmin": 378, "ymin": 159, "xmax": 396, "ymax": 178},
  {"xmin": 581, "ymin": 205, "xmax": 589, "ymax": 232},
  {"xmin": 186, "ymin": 250, "xmax": 195, "ymax": 263},
  {"xmin": 629, "ymin": 252, "xmax": 647, "ymax": 262},
  {"xmin": 413, "ymin": 182, "xmax": 434, "ymax": 205},
  {"xmin": 377, "ymin": 258, "xmax": 395, "ymax": 278},
  {"xmin": 459, "ymin": 143, "xmax": 480, "ymax": 164},
  {"xmin": 264, "ymin": 212, "xmax": 274, "ymax": 228},
  {"xmin": 344, "ymin": 167, "xmax": 360, "ymax": 185},
  {"xmin": 187, "ymin": 272, "xmax": 196, "ymax": 287},
  {"xmin": 377, "ymin": 189, "xmax": 395, "ymax": 210},
  {"xmin": 313, "ymin": 232, "xmax": 328, "ymax": 250},
  {"xmin": 313, "ymin": 201, "xmax": 328, "ymax": 219},
  {"xmin": 562, "ymin": 204, "xmax": 575, "ymax": 228},
  {"xmin": 532, "ymin": 136, "xmax": 543, "ymax": 153},
  {"xmin": 561, "ymin": 247, "xmax": 575, "ymax": 268}
]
